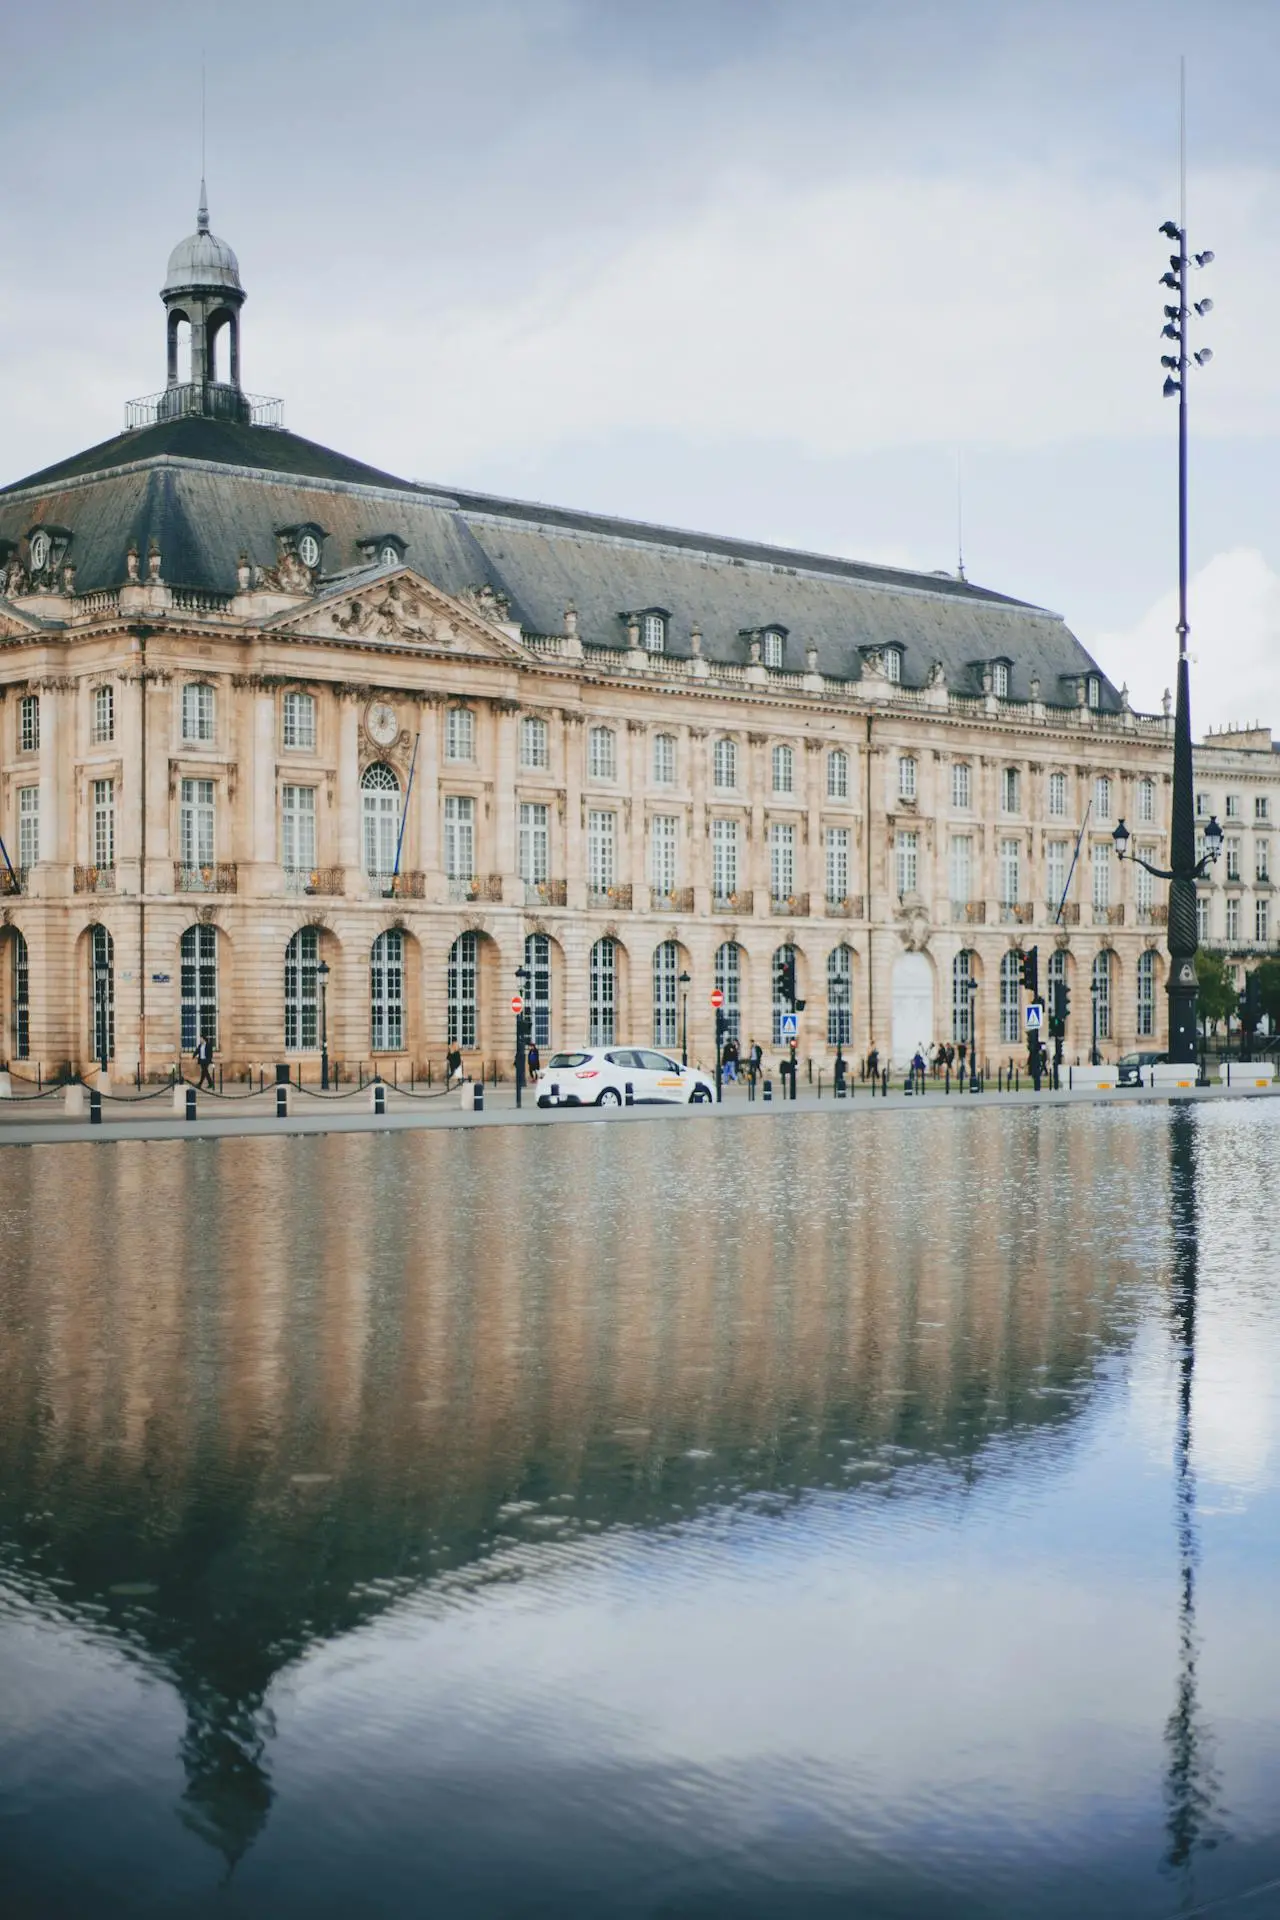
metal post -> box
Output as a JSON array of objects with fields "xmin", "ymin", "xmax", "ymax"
[
  {"xmin": 515, "ymin": 964, "xmax": 529, "ymax": 1111},
  {"xmin": 317, "ymin": 958, "xmax": 330, "ymax": 1090},
  {"xmin": 1092, "ymin": 979, "xmax": 1100, "ymax": 1067},
  {"xmin": 679, "ymin": 969, "xmax": 690, "ymax": 1067}
]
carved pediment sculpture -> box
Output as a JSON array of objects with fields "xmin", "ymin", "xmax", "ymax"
[
  {"xmin": 270, "ymin": 569, "xmax": 525, "ymax": 659},
  {"xmin": 894, "ymin": 892, "xmax": 932, "ymax": 951}
]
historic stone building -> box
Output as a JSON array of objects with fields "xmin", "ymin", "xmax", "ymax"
[{"xmin": 0, "ymin": 195, "xmax": 1187, "ymax": 1081}]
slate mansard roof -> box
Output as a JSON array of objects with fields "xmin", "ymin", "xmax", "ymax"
[{"xmin": 0, "ymin": 412, "xmax": 1116, "ymax": 707}]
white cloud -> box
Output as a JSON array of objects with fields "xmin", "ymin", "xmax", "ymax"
[{"xmin": 1089, "ymin": 547, "xmax": 1280, "ymax": 732}]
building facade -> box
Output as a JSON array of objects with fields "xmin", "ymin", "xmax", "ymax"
[{"xmin": 0, "ymin": 198, "xmax": 1190, "ymax": 1080}]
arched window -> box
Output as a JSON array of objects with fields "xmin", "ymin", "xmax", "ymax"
[
  {"xmin": 713, "ymin": 738, "xmax": 737, "ymax": 789},
  {"xmin": 653, "ymin": 940, "xmax": 679, "ymax": 1048},
  {"xmin": 999, "ymin": 950, "xmax": 1021, "ymax": 1044},
  {"xmin": 445, "ymin": 707, "xmax": 475, "ymax": 762},
  {"xmin": 179, "ymin": 924, "xmax": 217, "ymax": 1051},
  {"xmin": 520, "ymin": 715, "xmax": 549, "ymax": 769},
  {"xmin": 1093, "ymin": 950, "xmax": 1112, "ymax": 1041},
  {"xmin": 589, "ymin": 937, "xmax": 616, "ymax": 1046},
  {"xmin": 9, "ymin": 930, "xmax": 29, "ymax": 1060},
  {"xmin": 652, "ymin": 733, "xmax": 676, "ymax": 785},
  {"xmin": 827, "ymin": 946, "xmax": 852, "ymax": 1046},
  {"xmin": 772, "ymin": 945, "xmax": 797, "ymax": 1046},
  {"xmin": 372, "ymin": 929, "xmax": 405, "ymax": 1051},
  {"xmin": 87, "ymin": 917, "xmax": 115, "ymax": 1059},
  {"xmin": 588, "ymin": 726, "xmax": 616, "ymax": 780},
  {"xmin": 284, "ymin": 927, "xmax": 320, "ymax": 1050},
  {"xmin": 827, "ymin": 749, "xmax": 849, "ymax": 800},
  {"xmin": 772, "ymin": 744, "xmax": 794, "ymax": 794},
  {"xmin": 714, "ymin": 941, "xmax": 741, "ymax": 1044},
  {"xmin": 361, "ymin": 763, "xmax": 400, "ymax": 879},
  {"xmin": 525, "ymin": 932, "xmax": 551, "ymax": 1049},
  {"xmin": 1137, "ymin": 949, "xmax": 1156, "ymax": 1037},
  {"xmin": 448, "ymin": 932, "xmax": 477, "ymax": 1049},
  {"xmin": 953, "ymin": 950, "xmax": 975, "ymax": 1044},
  {"xmin": 181, "ymin": 682, "xmax": 215, "ymax": 743}
]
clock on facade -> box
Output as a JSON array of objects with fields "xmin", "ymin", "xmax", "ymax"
[
  {"xmin": 28, "ymin": 531, "xmax": 50, "ymax": 572},
  {"xmin": 366, "ymin": 701, "xmax": 398, "ymax": 747},
  {"xmin": 297, "ymin": 533, "xmax": 321, "ymax": 569}
]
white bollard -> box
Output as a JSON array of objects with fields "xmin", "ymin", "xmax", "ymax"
[
  {"xmin": 0, "ymin": 1071, "xmax": 11, "ymax": 1099},
  {"xmin": 65, "ymin": 1084, "xmax": 87, "ymax": 1117},
  {"xmin": 173, "ymin": 1085, "xmax": 190, "ymax": 1116}
]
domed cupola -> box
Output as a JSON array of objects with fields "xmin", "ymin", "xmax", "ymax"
[{"xmin": 158, "ymin": 183, "xmax": 250, "ymax": 424}]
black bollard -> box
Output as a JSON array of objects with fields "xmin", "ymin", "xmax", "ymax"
[
  {"xmin": 89, "ymin": 1087, "xmax": 102, "ymax": 1126},
  {"xmin": 473, "ymin": 1081, "xmax": 485, "ymax": 1112},
  {"xmin": 185, "ymin": 1086, "xmax": 197, "ymax": 1122},
  {"xmin": 624, "ymin": 1081, "xmax": 634, "ymax": 1105},
  {"xmin": 374, "ymin": 1080, "xmax": 386, "ymax": 1116},
  {"xmin": 276, "ymin": 1083, "xmax": 288, "ymax": 1120},
  {"xmin": 763, "ymin": 1078, "xmax": 773, "ymax": 1102}
]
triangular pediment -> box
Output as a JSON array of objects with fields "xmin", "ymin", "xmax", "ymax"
[
  {"xmin": 266, "ymin": 568, "xmax": 528, "ymax": 658},
  {"xmin": 0, "ymin": 597, "xmax": 58, "ymax": 641}
]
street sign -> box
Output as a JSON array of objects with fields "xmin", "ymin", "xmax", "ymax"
[
  {"xmin": 710, "ymin": 988, "xmax": 724, "ymax": 1008},
  {"xmin": 1025, "ymin": 1002, "xmax": 1044, "ymax": 1030},
  {"xmin": 511, "ymin": 995, "xmax": 524, "ymax": 1014},
  {"xmin": 780, "ymin": 1012, "xmax": 799, "ymax": 1039}
]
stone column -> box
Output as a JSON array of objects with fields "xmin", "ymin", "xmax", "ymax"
[
  {"xmin": 337, "ymin": 694, "xmax": 361, "ymax": 885},
  {"xmin": 562, "ymin": 712, "xmax": 584, "ymax": 907}
]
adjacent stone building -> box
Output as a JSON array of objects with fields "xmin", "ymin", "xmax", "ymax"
[{"xmin": 0, "ymin": 195, "xmax": 1190, "ymax": 1080}]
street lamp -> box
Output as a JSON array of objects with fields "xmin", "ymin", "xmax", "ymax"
[
  {"xmin": 94, "ymin": 953, "xmax": 109, "ymax": 1078},
  {"xmin": 316, "ymin": 958, "xmax": 330, "ymax": 1090},
  {"xmin": 514, "ymin": 962, "xmax": 530, "ymax": 1108},
  {"xmin": 1139, "ymin": 177, "xmax": 1216, "ymax": 1066},
  {"xmin": 966, "ymin": 971, "xmax": 979, "ymax": 1091},
  {"xmin": 1090, "ymin": 971, "xmax": 1101, "ymax": 1067},
  {"xmin": 678, "ymin": 969, "xmax": 691, "ymax": 1066}
]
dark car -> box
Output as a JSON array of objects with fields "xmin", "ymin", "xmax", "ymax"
[{"xmin": 1117, "ymin": 1050, "xmax": 1165, "ymax": 1086}]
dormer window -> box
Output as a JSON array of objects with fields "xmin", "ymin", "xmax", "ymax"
[
  {"xmin": 1087, "ymin": 675, "xmax": 1101, "ymax": 709},
  {"xmin": 361, "ymin": 534, "xmax": 406, "ymax": 570},
  {"xmin": 642, "ymin": 611, "xmax": 667, "ymax": 653},
  {"xmin": 992, "ymin": 661, "xmax": 1010, "ymax": 697},
  {"xmin": 297, "ymin": 532, "xmax": 321, "ymax": 570},
  {"xmin": 379, "ymin": 543, "xmax": 401, "ymax": 569},
  {"xmin": 884, "ymin": 647, "xmax": 902, "ymax": 684},
  {"xmin": 763, "ymin": 628, "xmax": 785, "ymax": 669}
]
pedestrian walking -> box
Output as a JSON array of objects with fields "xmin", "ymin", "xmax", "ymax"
[
  {"xmin": 194, "ymin": 1031, "xmax": 215, "ymax": 1091},
  {"xmin": 722, "ymin": 1036, "xmax": 739, "ymax": 1082},
  {"xmin": 526, "ymin": 1041, "xmax": 540, "ymax": 1082},
  {"xmin": 866, "ymin": 1044, "xmax": 880, "ymax": 1083},
  {"xmin": 446, "ymin": 1045, "xmax": 464, "ymax": 1088},
  {"xmin": 911, "ymin": 1046, "xmax": 926, "ymax": 1092}
]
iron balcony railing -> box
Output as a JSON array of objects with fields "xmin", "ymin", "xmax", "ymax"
[
  {"xmin": 524, "ymin": 878, "xmax": 567, "ymax": 908},
  {"xmin": 712, "ymin": 890, "xmax": 753, "ymax": 914},
  {"xmin": 588, "ymin": 884, "xmax": 632, "ymax": 909},
  {"xmin": 74, "ymin": 865, "xmax": 116, "ymax": 893},
  {"xmin": 284, "ymin": 867, "xmax": 343, "ymax": 896},
  {"xmin": 125, "ymin": 384, "xmax": 284, "ymax": 430},
  {"xmin": 175, "ymin": 863, "xmax": 237, "ymax": 893},
  {"xmin": 771, "ymin": 892, "xmax": 810, "ymax": 917}
]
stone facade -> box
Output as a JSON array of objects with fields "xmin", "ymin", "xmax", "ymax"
[{"xmin": 0, "ymin": 193, "xmax": 1210, "ymax": 1080}]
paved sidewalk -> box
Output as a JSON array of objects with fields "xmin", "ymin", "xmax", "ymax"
[{"xmin": 0, "ymin": 1073, "xmax": 1276, "ymax": 1147}]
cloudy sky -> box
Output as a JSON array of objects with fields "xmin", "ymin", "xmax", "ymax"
[{"xmin": 3, "ymin": 0, "xmax": 1279, "ymax": 729}]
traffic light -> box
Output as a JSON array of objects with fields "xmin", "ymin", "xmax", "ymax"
[
  {"xmin": 1020, "ymin": 946, "xmax": 1039, "ymax": 996},
  {"xmin": 1049, "ymin": 978, "xmax": 1069, "ymax": 1037},
  {"xmin": 779, "ymin": 952, "xmax": 797, "ymax": 1006}
]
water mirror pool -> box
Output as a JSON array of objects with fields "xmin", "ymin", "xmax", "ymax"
[{"xmin": 1, "ymin": 1101, "xmax": 1278, "ymax": 1916}]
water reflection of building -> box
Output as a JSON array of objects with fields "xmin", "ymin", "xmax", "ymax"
[{"xmin": 0, "ymin": 1112, "xmax": 1165, "ymax": 1864}]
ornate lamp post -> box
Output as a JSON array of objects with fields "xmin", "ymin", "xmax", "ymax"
[
  {"xmin": 514, "ymin": 962, "xmax": 530, "ymax": 1108},
  {"xmin": 1112, "ymin": 196, "xmax": 1216, "ymax": 1066},
  {"xmin": 965, "ymin": 971, "xmax": 979, "ymax": 1092},
  {"xmin": 678, "ymin": 969, "xmax": 691, "ymax": 1066},
  {"xmin": 316, "ymin": 958, "xmax": 330, "ymax": 1090},
  {"xmin": 94, "ymin": 952, "xmax": 110, "ymax": 1078}
]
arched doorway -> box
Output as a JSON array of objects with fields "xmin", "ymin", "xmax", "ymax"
[
  {"xmin": 524, "ymin": 932, "xmax": 553, "ymax": 1050},
  {"xmin": 891, "ymin": 951, "xmax": 933, "ymax": 1065},
  {"xmin": 180, "ymin": 925, "xmax": 218, "ymax": 1051},
  {"xmin": 1, "ymin": 928, "xmax": 30, "ymax": 1062},
  {"xmin": 88, "ymin": 924, "xmax": 115, "ymax": 1066}
]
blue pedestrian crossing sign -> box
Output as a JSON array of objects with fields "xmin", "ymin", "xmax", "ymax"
[
  {"xmin": 780, "ymin": 1012, "xmax": 799, "ymax": 1039},
  {"xmin": 1025, "ymin": 1002, "xmax": 1044, "ymax": 1030}
]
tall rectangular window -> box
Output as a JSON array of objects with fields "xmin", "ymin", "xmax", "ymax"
[
  {"xmin": 650, "ymin": 814, "xmax": 678, "ymax": 895},
  {"xmin": 772, "ymin": 745, "xmax": 794, "ymax": 794},
  {"xmin": 589, "ymin": 939, "xmax": 616, "ymax": 1046},
  {"xmin": 643, "ymin": 612, "xmax": 666, "ymax": 653},
  {"xmin": 282, "ymin": 691, "xmax": 316, "ymax": 750},
  {"xmin": 715, "ymin": 942, "xmax": 741, "ymax": 1044},
  {"xmin": 999, "ymin": 838, "xmax": 1020, "ymax": 907},
  {"xmin": 445, "ymin": 708, "xmax": 475, "ymax": 762},
  {"xmin": 588, "ymin": 727, "xmax": 616, "ymax": 780},
  {"xmin": 1092, "ymin": 841, "xmax": 1111, "ymax": 910},
  {"xmin": 518, "ymin": 802, "xmax": 549, "ymax": 883},
  {"xmin": 19, "ymin": 695, "xmax": 39, "ymax": 754},
  {"xmin": 181, "ymin": 683, "xmax": 215, "ymax": 743},
  {"xmin": 713, "ymin": 739, "xmax": 737, "ymax": 789},
  {"xmin": 281, "ymin": 785, "xmax": 316, "ymax": 871},
  {"xmin": 92, "ymin": 778, "xmax": 115, "ymax": 868},
  {"xmin": 950, "ymin": 835, "xmax": 972, "ymax": 906},
  {"xmin": 1257, "ymin": 797, "xmax": 1271, "ymax": 823},
  {"xmin": 1137, "ymin": 779, "xmax": 1155, "ymax": 823},
  {"xmin": 179, "ymin": 778, "xmax": 215, "ymax": 867},
  {"xmin": 444, "ymin": 795, "xmax": 475, "ymax": 879},
  {"xmin": 826, "ymin": 827, "xmax": 849, "ymax": 904},
  {"xmin": 1137, "ymin": 953, "xmax": 1156, "ymax": 1038},
  {"xmin": 91, "ymin": 685, "xmax": 114, "ymax": 745},
  {"xmin": 1047, "ymin": 840, "xmax": 1068, "ymax": 910},
  {"xmin": 712, "ymin": 818, "xmax": 739, "ymax": 899},
  {"xmin": 770, "ymin": 822, "xmax": 795, "ymax": 900},
  {"xmin": 1001, "ymin": 767, "xmax": 1021, "ymax": 813},
  {"xmin": 652, "ymin": 734, "xmax": 676, "ymax": 786},
  {"xmin": 1226, "ymin": 896, "xmax": 1239, "ymax": 942},
  {"xmin": 447, "ymin": 933, "xmax": 477, "ymax": 1049},
  {"xmin": 952, "ymin": 763, "xmax": 971, "ymax": 810},
  {"xmin": 1094, "ymin": 776, "xmax": 1112, "ymax": 820},
  {"xmin": 1257, "ymin": 840, "xmax": 1271, "ymax": 884},
  {"xmin": 827, "ymin": 750, "xmax": 849, "ymax": 800},
  {"xmin": 520, "ymin": 715, "xmax": 549, "ymax": 769},
  {"xmin": 373, "ymin": 929, "xmax": 406, "ymax": 1052},
  {"xmin": 1197, "ymin": 895, "xmax": 1210, "ymax": 942},
  {"xmin": 17, "ymin": 786, "xmax": 39, "ymax": 867},
  {"xmin": 895, "ymin": 829, "xmax": 918, "ymax": 897},
  {"xmin": 898, "ymin": 755, "xmax": 917, "ymax": 802},
  {"xmin": 1135, "ymin": 854, "xmax": 1154, "ymax": 913},
  {"xmin": 1226, "ymin": 838, "xmax": 1241, "ymax": 882},
  {"xmin": 587, "ymin": 809, "xmax": 616, "ymax": 893},
  {"xmin": 1049, "ymin": 771, "xmax": 1068, "ymax": 817},
  {"xmin": 1257, "ymin": 898, "xmax": 1270, "ymax": 944}
]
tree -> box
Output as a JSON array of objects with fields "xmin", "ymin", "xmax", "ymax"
[
  {"xmin": 1194, "ymin": 951, "xmax": 1236, "ymax": 1041},
  {"xmin": 1254, "ymin": 958, "xmax": 1280, "ymax": 1036}
]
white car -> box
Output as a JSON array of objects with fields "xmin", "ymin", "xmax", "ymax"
[{"xmin": 537, "ymin": 1047, "xmax": 715, "ymax": 1107}]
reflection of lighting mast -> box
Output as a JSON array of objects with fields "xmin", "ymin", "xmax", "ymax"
[{"xmin": 1162, "ymin": 1105, "xmax": 1222, "ymax": 1881}]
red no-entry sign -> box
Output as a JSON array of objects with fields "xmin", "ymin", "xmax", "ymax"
[
  {"xmin": 710, "ymin": 989, "xmax": 724, "ymax": 1008},
  {"xmin": 511, "ymin": 995, "xmax": 524, "ymax": 1013}
]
